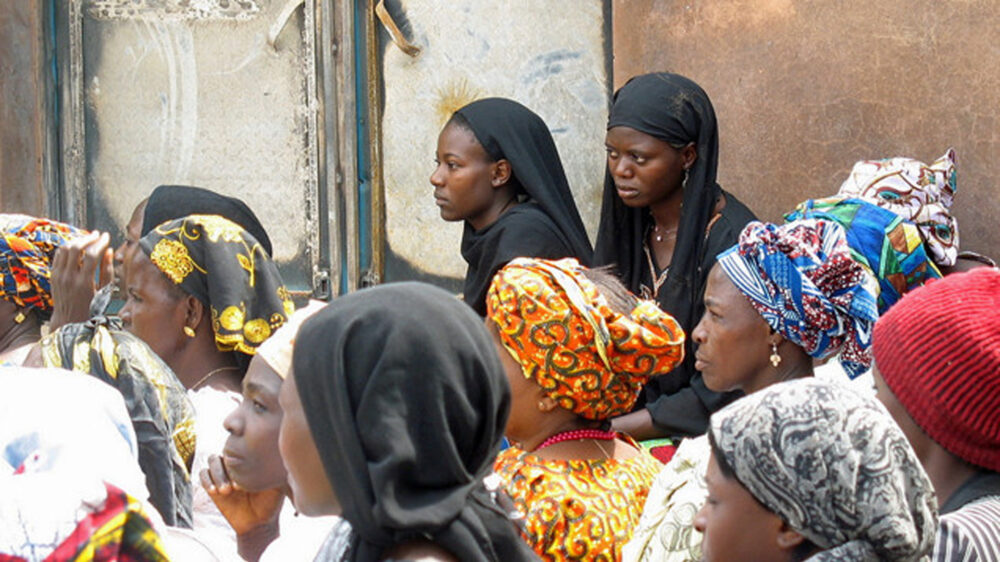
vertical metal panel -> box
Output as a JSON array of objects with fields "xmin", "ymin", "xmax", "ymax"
[{"xmin": 54, "ymin": 0, "xmax": 335, "ymax": 297}]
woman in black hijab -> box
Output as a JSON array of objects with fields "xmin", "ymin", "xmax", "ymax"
[
  {"xmin": 598, "ymin": 73, "xmax": 757, "ymax": 440},
  {"xmin": 279, "ymin": 282, "xmax": 537, "ymax": 561},
  {"xmin": 431, "ymin": 98, "xmax": 592, "ymax": 315}
]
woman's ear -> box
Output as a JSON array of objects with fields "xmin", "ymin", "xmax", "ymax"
[
  {"xmin": 681, "ymin": 142, "xmax": 697, "ymax": 171},
  {"xmin": 491, "ymin": 159, "xmax": 513, "ymax": 188},
  {"xmin": 775, "ymin": 520, "xmax": 808, "ymax": 551},
  {"xmin": 184, "ymin": 295, "xmax": 206, "ymax": 332}
]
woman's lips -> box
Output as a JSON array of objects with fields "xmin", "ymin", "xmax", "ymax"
[{"xmin": 616, "ymin": 185, "xmax": 640, "ymax": 199}]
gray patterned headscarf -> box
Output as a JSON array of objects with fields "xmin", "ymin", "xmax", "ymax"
[{"xmin": 709, "ymin": 378, "xmax": 937, "ymax": 561}]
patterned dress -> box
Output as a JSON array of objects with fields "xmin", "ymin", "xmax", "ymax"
[{"xmin": 495, "ymin": 437, "xmax": 661, "ymax": 561}]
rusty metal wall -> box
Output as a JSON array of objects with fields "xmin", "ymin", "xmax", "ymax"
[
  {"xmin": 0, "ymin": 1, "xmax": 55, "ymax": 216},
  {"xmin": 612, "ymin": 0, "xmax": 999, "ymax": 257}
]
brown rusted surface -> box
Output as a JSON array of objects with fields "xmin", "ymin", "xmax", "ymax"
[
  {"xmin": 613, "ymin": 0, "xmax": 1000, "ymax": 257},
  {"xmin": 0, "ymin": 1, "xmax": 49, "ymax": 215}
]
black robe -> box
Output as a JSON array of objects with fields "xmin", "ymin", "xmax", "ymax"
[
  {"xmin": 595, "ymin": 73, "xmax": 758, "ymax": 437},
  {"xmin": 454, "ymin": 98, "xmax": 592, "ymax": 315}
]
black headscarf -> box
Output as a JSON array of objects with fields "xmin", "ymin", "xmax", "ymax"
[
  {"xmin": 142, "ymin": 185, "xmax": 273, "ymax": 257},
  {"xmin": 595, "ymin": 73, "xmax": 720, "ymax": 325},
  {"xmin": 594, "ymin": 73, "xmax": 756, "ymax": 436},
  {"xmin": 292, "ymin": 282, "xmax": 536, "ymax": 562},
  {"xmin": 455, "ymin": 98, "xmax": 593, "ymax": 315},
  {"xmin": 139, "ymin": 214, "xmax": 293, "ymax": 356}
]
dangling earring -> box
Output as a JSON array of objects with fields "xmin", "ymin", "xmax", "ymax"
[
  {"xmin": 681, "ymin": 168, "xmax": 689, "ymax": 190},
  {"xmin": 183, "ymin": 326, "xmax": 196, "ymax": 338},
  {"xmin": 13, "ymin": 311, "xmax": 26, "ymax": 324},
  {"xmin": 770, "ymin": 342, "xmax": 781, "ymax": 367}
]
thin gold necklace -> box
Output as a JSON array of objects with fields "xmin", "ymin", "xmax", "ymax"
[
  {"xmin": 191, "ymin": 366, "xmax": 240, "ymax": 390},
  {"xmin": 594, "ymin": 438, "xmax": 613, "ymax": 460}
]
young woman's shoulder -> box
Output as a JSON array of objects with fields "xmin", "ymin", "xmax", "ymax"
[{"xmin": 493, "ymin": 203, "xmax": 574, "ymax": 257}]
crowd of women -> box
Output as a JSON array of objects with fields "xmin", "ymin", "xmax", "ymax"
[{"xmin": 0, "ymin": 71, "xmax": 997, "ymax": 562}]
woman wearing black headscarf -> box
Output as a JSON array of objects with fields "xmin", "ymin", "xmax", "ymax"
[
  {"xmin": 431, "ymin": 97, "xmax": 592, "ymax": 315},
  {"xmin": 279, "ymin": 282, "xmax": 537, "ymax": 561},
  {"xmin": 598, "ymin": 73, "xmax": 757, "ymax": 440}
]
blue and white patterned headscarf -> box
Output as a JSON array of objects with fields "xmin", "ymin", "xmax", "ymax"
[{"xmin": 717, "ymin": 219, "xmax": 879, "ymax": 378}]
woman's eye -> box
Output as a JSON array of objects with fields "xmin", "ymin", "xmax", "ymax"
[
  {"xmin": 251, "ymin": 400, "xmax": 267, "ymax": 413},
  {"xmin": 933, "ymin": 224, "xmax": 953, "ymax": 242},
  {"xmin": 631, "ymin": 153, "xmax": 646, "ymax": 164}
]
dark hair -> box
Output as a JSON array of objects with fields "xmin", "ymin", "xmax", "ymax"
[
  {"xmin": 581, "ymin": 265, "xmax": 639, "ymax": 317},
  {"xmin": 708, "ymin": 431, "xmax": 817, "ymax": 561}
]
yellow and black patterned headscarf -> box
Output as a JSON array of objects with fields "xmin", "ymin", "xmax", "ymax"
[
  {"xmin": 139, "ymin": 214, "xmax": 294, "ymax": 355},
  {"xmin": 487, "ymin": 257, "xmax": 685, "ymax": 420}
]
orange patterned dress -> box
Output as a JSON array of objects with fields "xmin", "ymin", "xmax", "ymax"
[{"xmin": 495, "ymin": 436, "xmax": 661, "ymax": 561}]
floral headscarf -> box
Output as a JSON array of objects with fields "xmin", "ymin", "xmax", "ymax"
[
  {"xmin": 0, "ymin": 215, "xmax": 85, "ymax": 316},
  {"xmin": 710, "ymin": 378, "xmax": 938, "ymax": 561},
  {"xmin": 717, "ymin": 220, "xmax": 879, "ymax": 378},
  {"xmin": 838, "ymin": 149, "xmax": 958, "ymax": 266},
  {"xmin": 140, "ymin": 214, "xmax": 294, "ymax": 355},
  {"xmin": 785, "ymin": 197, "xmax": 941, "ymax": 314},
  {"xmin": 486, "ymin": 257, "xmax": 685, "ymax": 420}
]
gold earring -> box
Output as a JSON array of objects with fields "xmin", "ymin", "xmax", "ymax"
[
  {"xmin": 770, "ymin": 342, "xmax": 781, "ymax": 367},
  {"xmin": 13, "ymin": 311, "xmax": 26, "ymax": 324},
  {"xmin": 183, "ymin": 326, "xmax": 196, "ymax": 338}
]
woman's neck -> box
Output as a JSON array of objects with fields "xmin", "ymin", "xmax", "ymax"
[
  {"xmin": 647, "ymin": 188, "xmax": 685, "ymax": 231},
  {"xmin": 745, "ymin": 348, "xmax": 814, "ymax": 395},
  {"xmin": 173, "ymin": 348, "xmax": 241, "ymax": 392},
  {"xmin": 469, "ymin": 191, "xmax": 519, "ymax": 232}
]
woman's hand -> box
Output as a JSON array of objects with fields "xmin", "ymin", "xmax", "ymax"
[
  {"xmin": 200, "ymin": 454, "xmax": 284, "ymax": 561},
  {"xmin": 49, "ymin": 231, "xmax": 113, "ymax": 329}
]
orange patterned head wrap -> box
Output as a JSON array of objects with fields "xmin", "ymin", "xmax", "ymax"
[{"xmin": 486, "ymin": 257, "xmax": 685, "ymax": 420}]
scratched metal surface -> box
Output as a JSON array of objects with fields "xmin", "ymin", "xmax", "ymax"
[{"xmin": 71, "ymin": 0, "xmax": 322, "ymax": 292}]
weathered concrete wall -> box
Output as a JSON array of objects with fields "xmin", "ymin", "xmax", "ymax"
[
  {"xmin": 380, "ymin": 0, "xmax": 610, "ymax": 285},
  {"xmin": 613, "ymin": 0, "xmax": 999, "ymax": 257},
  {"xmin": 0, "ymin": 1, "xmax": 50, "ymax": 215}
]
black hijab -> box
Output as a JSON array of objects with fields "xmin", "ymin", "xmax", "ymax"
[
  {"xmin": 292, "ymin": 282, "xmax": 536, "ymax": 562},
  {"xmin": 594, "ymin": 73, "xmax": 720, "ymax": 330},
  {"xmin": 141, "ymin": 185, "xmax": 273, "ymax": 257},
  {"xmin": 455, "ymin": 98, "xmax": 593, "ymax": 314}
]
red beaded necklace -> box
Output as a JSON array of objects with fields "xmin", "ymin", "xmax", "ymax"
[{"xmin": 534, "ymin": 428, "xmax": 618, "ymax": 451}]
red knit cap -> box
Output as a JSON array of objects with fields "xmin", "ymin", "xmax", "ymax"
[{"xmin": 873, "ymin": 267, "xmax": 1000, "ymax": 471}]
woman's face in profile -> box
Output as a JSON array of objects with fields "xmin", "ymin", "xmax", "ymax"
[
  {"xmin": 278, "ymin": 368, "xmax": 340, "ymax": 516},
  {"xmin": 691, "ymin": 264, "xmax": 773, "ymax": 394},
  {"xmin": 119, "ymin": 250, "xmax": 189, "ymax": 365},
  {"xmin": 694, "ymin": 452, "xmax": 792, "ymax": 562}
]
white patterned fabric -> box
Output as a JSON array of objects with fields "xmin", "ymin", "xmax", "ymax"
[
  {"xmin": 710, "ymin": 378, "xmax": 938, "ymax": 561},
  {"xmin": 838, "ymin": 149, "xmax": 958, "ymax": 266}
]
